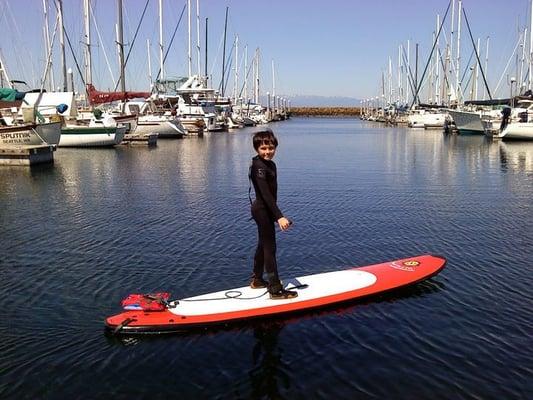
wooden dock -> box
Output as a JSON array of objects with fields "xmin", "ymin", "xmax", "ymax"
[
  {"xmin": 0, "ymin": 144, "xmax": 55, "ymax": 166},
  {"xmin": 121, "ymin": 133, "xmax": 158, "ymax": 146}
]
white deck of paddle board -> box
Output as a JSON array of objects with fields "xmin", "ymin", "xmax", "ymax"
[{"xmin": 169, "ymin": 270, "xmax": 377, "ymax": 316}]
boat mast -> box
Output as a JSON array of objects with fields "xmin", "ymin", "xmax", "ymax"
[
  {"xmin": 435, "ymin": 14, "xmax": 440, "ymax": 104},
  {"xmin": 429, "ymin": 30, "xmax": 435, "ymax": 103},
  {"xmin": 448, "ymin": 0, "xmax": 455, "ymax": 103},
  {"xmin": 388, "ymin": 56, "xmax": 392, "ymax": 105},
  {"xmin": 159, "ymin": 0, "xmax": 164, "ymax": 81},
  {"xmin": 204, "ymin": 17, "xmax": 208, "ymax": 80},
  {"xmin": 147, "ymin": 39, "xmax": 153, "ymax": 87},
  {"xmin": 244, "ymin": 44, "xmax": 248, "ymax": 103},
  {"xmin": 188, "ymin": 0, "xmax": 192, "ymax": 77},
  {"xmin": 233, "ymin": 34, "xmax": 238, "ymax": 102},
  {"xmin": 221, "ymin": 7, "xmax": 228, "ymax": 96},
  {"xmin": 57, "ymin": 0, "xmax": 68, "ymax": 91},
  {"xmin": 406, "ymin": 40, "xmax": 410, "ymax": 105},
  {"xmin": 474, "ymin": 37, "xmax": 480, "ymax": 100},
  {"xmin": 519, "ymin": 29, "xmax": 526, "ymax": 94},
  {"xmin": 116, "ymin": 0, "xmax": 126, "ymax": 94},
  {"xmin": 398, "ymin": 45, "xmax": 402, "ymax": 105},
  {"xmin": 254, "ymin": 48, "xmax": 260, "ymax": 104},
  {"xmin": 196, "ymin": 0, "xmax": 201, "ymax": 77},
  {"xmin": 529, "ymin": 0, "xmax": 533, "ymax": 90},
  {"xmin": 83, "ymin": 0, "xmax": 92, "ymax": 85},
  {"xmin": 0, "ymin": 51, "xmax": 10, "ymax": 88},
  {"xmin": 456, "ymin": 0, "xmax": 462, "ymax": 103},
  {"xmin": 43, "ymin": 0, "xmax": 55, "ymax": 91},
  {"xmin": 272, "ymin": 59, "xmax": 275, "ymax": 98},
  {"xmin": 484, "ymin": 36, "xmax": 489, "ymax": 100},
  {"xmin": 415, "ymin": 43, "xmax": 419, "ymax": 105}
]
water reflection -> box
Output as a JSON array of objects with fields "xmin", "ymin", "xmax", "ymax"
[
  {"xmin": 1, "ymin": 118, "xmax": 531, "ymax": 399},
  {"xmin": 498, "ymin": 141, "xmax": 533, "ymax": 173},
  {"xmin": 249, "ymin": 321, "xmax": 289, "ymax": 400}
]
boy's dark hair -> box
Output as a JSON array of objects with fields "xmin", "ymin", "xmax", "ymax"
[{"xmin": 252, "ymin": 128, "xmax": 278, "ymax": 150}]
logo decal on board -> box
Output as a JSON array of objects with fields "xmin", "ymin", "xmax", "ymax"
[
  {"xmin": 403, "ymin": 260, "xmax": 420, "ymax": 267},
  {"xmin": 390, "ymin": 260, "xmax": 419, "ymax": 271}
]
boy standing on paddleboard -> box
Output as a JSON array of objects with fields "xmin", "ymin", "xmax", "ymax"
[{"xmin": 249, "ymin": 129, "xmax": 298, "ymax": 299}]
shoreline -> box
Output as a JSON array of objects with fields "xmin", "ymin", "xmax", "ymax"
[{"xmin": 289, "ymin": 107, "xmax": 361, "ymax": 117}]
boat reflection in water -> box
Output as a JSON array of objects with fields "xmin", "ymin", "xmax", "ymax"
[{"xmin": 498, "ymin": 141, "xmax": 533, "ymax": 173}]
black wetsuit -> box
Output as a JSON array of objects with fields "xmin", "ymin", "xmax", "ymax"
[{"xmin": 250, "ymin": 155, "xmax": 284, "ymax": 293}]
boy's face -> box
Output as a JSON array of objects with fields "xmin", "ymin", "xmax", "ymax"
[{"xmin": 256, "ymin": 143, "xmax": 276, "ymax": 160}]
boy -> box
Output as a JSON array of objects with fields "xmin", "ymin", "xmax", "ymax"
[{"xmin": 249, "ymin": 128, "xmax": 297, "ymax": 299}]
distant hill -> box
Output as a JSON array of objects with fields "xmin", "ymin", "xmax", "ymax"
[{"xmin": 260, "ymin": 94, "xmax": 360, "ymax": 107}]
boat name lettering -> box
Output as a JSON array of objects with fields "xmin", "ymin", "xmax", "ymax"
[{"xmin": 0, "ymin": 132, "xmax": 31, "ymax": 140}]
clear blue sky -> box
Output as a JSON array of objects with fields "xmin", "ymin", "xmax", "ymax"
[{"xmin": 0, "ymin": 0, "xmax": 531, "ymax": 99}]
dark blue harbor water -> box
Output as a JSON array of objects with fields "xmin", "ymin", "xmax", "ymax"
[{"xmin": 1, "ymin": 118, "xmax": 532, "ymax": 399}]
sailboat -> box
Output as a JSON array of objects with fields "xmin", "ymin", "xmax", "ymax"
[{"xmin": 0, "ymin": 87, "xmax": 61, "ymax": 146}]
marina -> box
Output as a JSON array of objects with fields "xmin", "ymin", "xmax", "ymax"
[
  {"xmin": 1, "ymin": 0, "xmax": 532, "ymax": 399},
  {"xmin": 1, "ymin": 118, "xmax": 532, "ymax": 399}
]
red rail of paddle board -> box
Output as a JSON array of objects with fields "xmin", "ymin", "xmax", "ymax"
[{"xmin": 105, "ymin": 254, "xmax": 445, "ymax": 333}]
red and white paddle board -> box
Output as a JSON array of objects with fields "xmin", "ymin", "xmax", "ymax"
[{"xmin": 105, "ymin": 254, "xmax": 446, "ymax": 334}]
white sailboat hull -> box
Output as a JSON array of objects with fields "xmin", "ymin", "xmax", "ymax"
[
  {"xmin": 0, "ymin": 122, "xmax": 61, "ymax": 146},
  {"xmin": 448, "ymin": 110, "xmax": 484, "ymax": 134},
  {"xmin": 499, "ymin": 123, "xmax": 533, "ymax": 141},
  {"xmin": 58, "ymin": 126, "xmax": 126, "ymax": 147},
  {"xmin": 407, "ymin": 112, "xmax": 447, "ymax": 128},
  {"xmin": 135, "ymin": 119, "xmax": 185, "ymax": 138}
]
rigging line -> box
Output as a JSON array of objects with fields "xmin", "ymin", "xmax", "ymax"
[
  {"xmin": 459, "ymin": 48, "xmax": 475, "ymax": 89},
  {"xmin": 154, "ymin": 2, "xmax": 187, "ymax": 83},
  {"xmin": 410, "ymin": 0, "xmax": 452, "ymax": 108},
  {"xmin": 89, "ymin": 0, "xmax": 116, "ymax": 86},
  {"xmin": 28, "ymin": 13, "xmax": 60, "ymax": 124},
  {"xmin": 224, "ymin": 51, "xmax": 234, "ymax": 93},
  {"xmin": 401, "ymin": 46, "xmax": 418, "ymax": 103},
  {"xmin": 436, "ymin": 46, "xmax": 451, "ymax": 97},
  {"xmin": 462, "ymin": 7, "xmax": 492, "ymax": 100},
  {"xmin": 209, "ymin": 28, "xmax": 225, "ymax": 79},
  {"xmin": 4, "ymin": 0, "xmax": 33, "ymax": 86},
  {"xmin": 219, "ymin": 42, "xmax": 235, "ymax": 93},
  {"xmin": 40, "ymin": 13, "xmax": 60, "ymax": 92},
  {"xmin": 238, "ymin": 53, "xmax": 255, "ymax": 98},
  {"xmin": 218, "ymin": 41, "xmax": 235, "ymax": 92},
  {"xmin": 52, "ymin": 0, "xmax": 86, "ymax": 91},
  {"xmin": 63, "ymin": 21, "xmax": 87, "ymax": 90},
  {"xmin": 493, "ymin": 36, "xmax": 522, "ymax": 95},
  {"xmin": 462, "ymin": 67, "xmax": 474, "ymax": 96},
  {"xmin": 113, "ymin": 0, "xmax": 151, "ymax": 92}
]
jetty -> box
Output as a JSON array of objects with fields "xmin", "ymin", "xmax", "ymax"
[
  {"xmin": 290, "ymin": 107, "xmax": 360, "ymax": 117},
  {"xmin": 0, "ymin": 144, "xmax": 55, "ymax": 166}
]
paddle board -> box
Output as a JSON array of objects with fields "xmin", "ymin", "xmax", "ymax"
[{"xmin": 105, "ymin": 254, "xmax": 446, "ymax": 334}]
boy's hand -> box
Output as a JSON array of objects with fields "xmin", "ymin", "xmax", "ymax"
[{"xmin": 277, "ymin": 217, "xmax": 291, "ymax": 231}]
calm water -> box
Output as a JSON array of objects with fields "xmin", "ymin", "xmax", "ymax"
[{"xmin": 1, "ymin": 118, "xmax": 532, "ymax": 399}]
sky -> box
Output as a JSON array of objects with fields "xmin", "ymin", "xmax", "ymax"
[{"xmin": 0, "ymin": 0, "xmax": 532, "ymax": 102}]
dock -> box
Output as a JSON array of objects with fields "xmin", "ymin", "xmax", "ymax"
[
  {"xmin": 121, "ymin": 133, "xmax": 158, "ymax": 146},
  {"xmin": 0, "ymin": 144, "xmax": 55, "ymax": 166}
]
